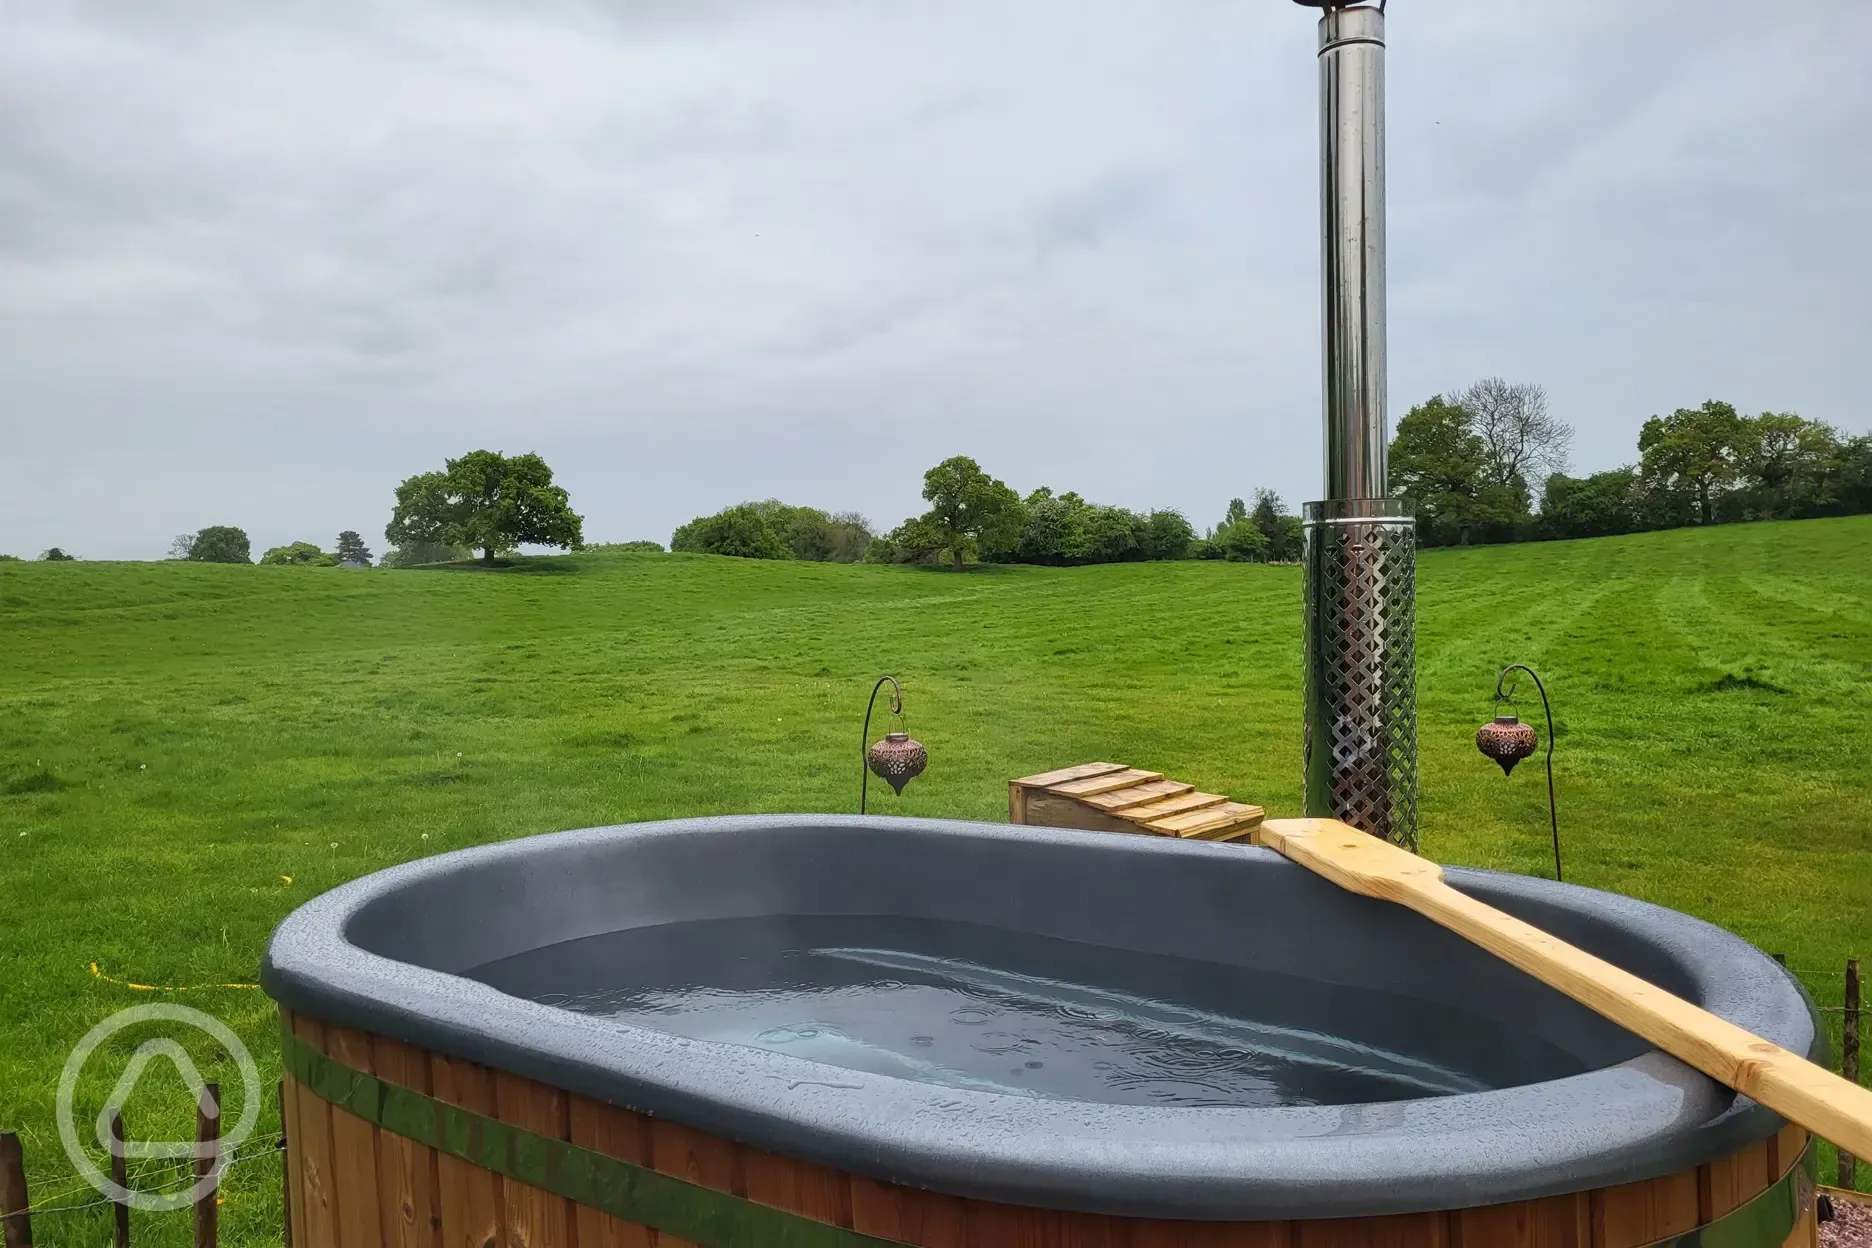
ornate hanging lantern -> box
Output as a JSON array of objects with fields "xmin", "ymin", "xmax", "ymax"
[
  {"xmin": 860, "ymin": 676, "xmax": 927, "ymax": 812},
  {"xmin": 1475, "ymin": 714, "xmax": 1538, "ymax": 777},
  {"xmin": 867, "ymin": 732, "xmax": 928, "ymax": 796},
  {"xmin": 1476, "ymin": 664, "xmax": 1563, "ymax": 882}
]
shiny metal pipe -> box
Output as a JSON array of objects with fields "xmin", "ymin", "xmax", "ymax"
[
  {"xmin": 1302, "ymin": 4, "xmax": 1417, "ymax": 848},
  {"xmin": 1318, "ymin": 5, "xmax": 1387, "ymax": 500}
]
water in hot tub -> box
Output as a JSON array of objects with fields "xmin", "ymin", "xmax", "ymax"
[{"xmin": 467, "ymin": 915, "xmax": 1586, "ymax": 1107}]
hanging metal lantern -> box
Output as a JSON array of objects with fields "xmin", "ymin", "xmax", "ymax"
[
  {"xmin": 1475, "ymin": 714, "xmax": 1538, "ymax": 776},
  {"xmin": 867, "ymin": 731, "xmax": 928, "ymax": 796},
  {"xmin": 860, "ymin": 676, "xmax": 928, "ymax": 812}
]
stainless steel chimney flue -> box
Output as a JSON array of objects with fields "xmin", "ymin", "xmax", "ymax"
[{"xmin": 1299, "ymin": 2, "xmax": 1419, "ymax": 849}]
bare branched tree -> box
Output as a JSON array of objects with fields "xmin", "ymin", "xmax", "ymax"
[
  {"xmin": 166, "ymin": 532, "xmax": 196, "ymax": 560},
  {"xmin": 1455, "ymin": 377, "xmax": 1573, "ymax": 496}
]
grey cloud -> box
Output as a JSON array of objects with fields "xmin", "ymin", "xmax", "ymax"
[{"xmin": 1, "ymin": 0, "xmax": 1868, "ymax": 559}]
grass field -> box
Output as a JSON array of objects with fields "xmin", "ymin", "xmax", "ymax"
[{"xmin": 2, "ymin": 516, "xmax": 1869, "ymax": 1245}]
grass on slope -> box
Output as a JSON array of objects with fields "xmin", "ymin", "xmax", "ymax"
[{"xmin": 2, "ymin": 516, "xmax": 1869, "ymax": 1245}]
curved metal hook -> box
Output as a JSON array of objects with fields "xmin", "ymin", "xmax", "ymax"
[
  {"xmin": 860, "ymin": 676, "xmax": 905, "ymax": 815},
  {"xmin": 1492, "ymin": 664, "xmax": 1562, "ymax": 883}
]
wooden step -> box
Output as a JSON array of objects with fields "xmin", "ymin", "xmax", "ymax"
[
  {"xmin": 1121, "ymin": 790, "xmax": 1230, "ymax": 821},
  {"xmin": 1147, "ymin": 802, "xmax": 1266, "ymax": 840},
  {"xmin": 1008, "ymin": 760, "xmax": 1263, "ymax": 848},
  {"xmin": 1010, "ymin": 762, "xmax": 1129, "ymax": 789},
  {"xmin": 1049, "ymin": 768, "xmax": 1164, "ymax": 798},
  {"xmin": 1082, "ymin": 778, "xmax": 1195, "ymax": 812}
]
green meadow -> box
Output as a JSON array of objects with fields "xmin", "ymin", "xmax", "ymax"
[{"xmin": 2, "ymin": 516, "xmax": 1869, "ymax": 1245}]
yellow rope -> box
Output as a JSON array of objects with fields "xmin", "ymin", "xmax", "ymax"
[{"xmin": 89, "ymin": 962, "xmax": 259, "ymax": 992}]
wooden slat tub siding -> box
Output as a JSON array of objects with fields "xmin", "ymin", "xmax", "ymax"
[
  {"xmin": 1590, "ymin": 1166, "xmax": 1700, "ymax": 1246},
  {"xmin": 740, "ymin": 1147, "xmax": 854, "ymax": 1230},
  {"xmin": 1449, "ymin": 1191, "xmax": 1588, "ymax": 1247},
  {"xmin": 325, "ymin": 1026, "xmax": 389, "ymax": 1248},
  {"xmin": 1127, "ymin": 1219, "xmax": 1294, "ymax": 1248},
  {"xmin": 281, "ymin": 1027, "xmax": 313, "ymax": 1248},
  {"xmin": 1292, "ymin": 1212, "xmax": 1448, "ymax": 1247},
  {"xmin": 289, "ymin": 1013, "xmax": 344, "ymax": 1248},
  {"xmin": 286, "ymin": 1021, "xmax": 1807, "ymax": 1248},
  {"xmin": 492, "ymin": 1072, "xmax": 575, "ymax": 1248},
  {"xmin": 369, "ymin": 1038, "xmax": 444, "ymax": 1248},
  {"xmin": 430, "ymin": 1055, "xmax": 505, "ymax": 1248},
  {"xmin": 1700, "ymin": 1137, "xmax": 1772, "ymax": 1223},
  {"xmin": 567, "ymin": 1096, "xmax": 657, "ymax": 1248},
  {"xmin": 847, "ymin": 1177, "xmax": 968, "ymax": 1247},
  {"xmin": 647, "ymin": 1119, "xmax": 738, "ymax": 1248}
]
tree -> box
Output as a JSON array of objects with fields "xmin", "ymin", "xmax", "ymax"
[
  {"xmin": 1142, "ymin": 510, "xmax": 1195, "ymax": 561},
  {"xmin": 1836, "ymin": 436, "xmax": 1872, "ymax": 516},
  {"xmin": 909, "ymin": 456, "xmax": 1023, "ymax": 570},
  {"xmin": 1455, "ymin": 377, "xmax": 1572, "ymax": 500},
  {"xmin": 1729, "ymin": 413, "xmax": 1846, "ymax": 521},
  {"xmin": 335, "ymin": 531, "xmax": 374, "ymax": 565},
  {"xmin": 166, "ymin": 534, "xmax": 196, "ymax": 560},
  {"xmin": 261, "ymin": 542, "xmax": 338, "ymax": 566},
  {"xmin": 187, "ymin": 526, "xmax": 251, "ymax": 564},
  {"xmin": 1637, "ymin": 401, "xmax": 1746, "ymax": 525},
  {"xmin": 1250, "ymin": 489, "xmax": 1303, "ymax": 561},
  {"xmin": 1389, "ymin": 396, "xmax": 1491, "ymax": 546},
  {"xmin": 0, "ymin": 554, "xmax": 19, "ymax": 562},
  {"xmin": 671, "ymin": 502, "xmax": 870, "ymax": 562},
  {"xmin": 386, "ymin": 450, "xmax": 583, "ymax": 564},
  {"xmin": 1540, "ymin": 469, "xmax": 1641, "ymax": 540},
  {"xmin": 39, "ymin": 547, "xmax": 77, "ymax": 562},
  {"xmin": 671, "ymin": 504, "xmax": 789, "ymax": 559},
  {"xmin": 1220, "ymin": 497, "xmax": 1248, "ymax": 531},
  {"xmin": 381, "ymin": 540, "xmax": 472, "ymax": 568},
  {"xmin": 1202, "ymin": 519, "xmax": 1269, "ymax": 562},
  {"xmin": 586, "ymin": 540, "xmax": 665, "ymax": 554}
]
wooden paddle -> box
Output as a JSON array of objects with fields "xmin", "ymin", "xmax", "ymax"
[{"xmin": 1255, "ymin": 817, "xmax": 1872, "ymax": 1162}]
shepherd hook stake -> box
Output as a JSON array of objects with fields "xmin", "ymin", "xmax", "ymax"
[{"xmin": 1486, "ymin": 664, "xmax": 1562, "ymax": 883}]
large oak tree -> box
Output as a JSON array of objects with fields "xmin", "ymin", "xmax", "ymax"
[{"xmin": 386, "ymin": 450, "xmax": 583, "ymax": 564}]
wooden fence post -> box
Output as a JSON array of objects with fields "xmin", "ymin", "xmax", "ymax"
[
  {"xmin": 0, "ymin": 1130, "xmax": 30, "ymax": 1248},
  {"xmin": 194, "ymin": 1084, "xmax": 220, "ymax": 1248},
  {"xmin": 1844, "ymin": 958, "xmax": 1862, "ymax": 1191},
  {"xmin": 110, "ymin": 1108, "xmax": 131, "ymax": 1248}
]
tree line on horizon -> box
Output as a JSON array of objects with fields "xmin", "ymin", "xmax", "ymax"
[
  {"xmin": 9, "ymin": 390, "xmax": 1867, "ymax": 567},
  {"xmin": 670, "ymin": 457, "xmax": 1304, "ymax": 570},
  {"xmin": 1392, "ymin": 379, "xmax": 1872, "ymax": 547}
]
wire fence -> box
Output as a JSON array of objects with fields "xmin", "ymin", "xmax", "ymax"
[{"xmin": 20, "ymin": 1133, "xmax": 284, "ymax": 1219}]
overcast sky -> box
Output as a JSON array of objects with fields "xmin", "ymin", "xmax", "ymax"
[{"xmin": 3, "ymin": 0, "xmax": 1868, "ymax": 560}]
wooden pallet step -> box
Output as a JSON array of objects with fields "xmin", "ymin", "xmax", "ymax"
[
  {"xmin": 1049, "ymin": 768, "xmax": 1164, "ymax": 798},
  {"xmin": 1010, "ymin": 762, "xmax": 1129, "ymax": 790},
  {"xmin": 1189, "ymin": 818, "xmax": 1263, "ymax": 843},
  {"xmin": 1148, "ymin": 802, "xmax": 1266, "ymax": 839},
  {"xmin": 1082, "ymin": 779, "xmax": 1195, "ymax": 812},
  {"xmin": 1121, "ymin": 790, "xmax": 1230, "ymax": 821}
]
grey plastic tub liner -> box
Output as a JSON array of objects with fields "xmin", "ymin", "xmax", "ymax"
[{"xmin": 261, "ymin": 815, "xmax": 1820, "ymax": 1219}]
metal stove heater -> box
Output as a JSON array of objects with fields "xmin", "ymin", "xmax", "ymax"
[{"xmin": 1296, "ymin": 1, "xmax": 1418, "ymax": 849}]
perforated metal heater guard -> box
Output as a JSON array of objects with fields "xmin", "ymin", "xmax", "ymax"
[{"xmin": 1302, "ymin": 498, "xmax": 1418, "ymax": 849}]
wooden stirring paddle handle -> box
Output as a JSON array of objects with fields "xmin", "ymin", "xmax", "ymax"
[{"xmin": 1256, "ymin": 817, "xmax": 1872, "ymax": 1163}]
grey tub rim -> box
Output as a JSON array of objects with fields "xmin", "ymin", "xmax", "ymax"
[{"xmin": 260, "ymin": 814, "xmax": 1821, "ymax": 1221}]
